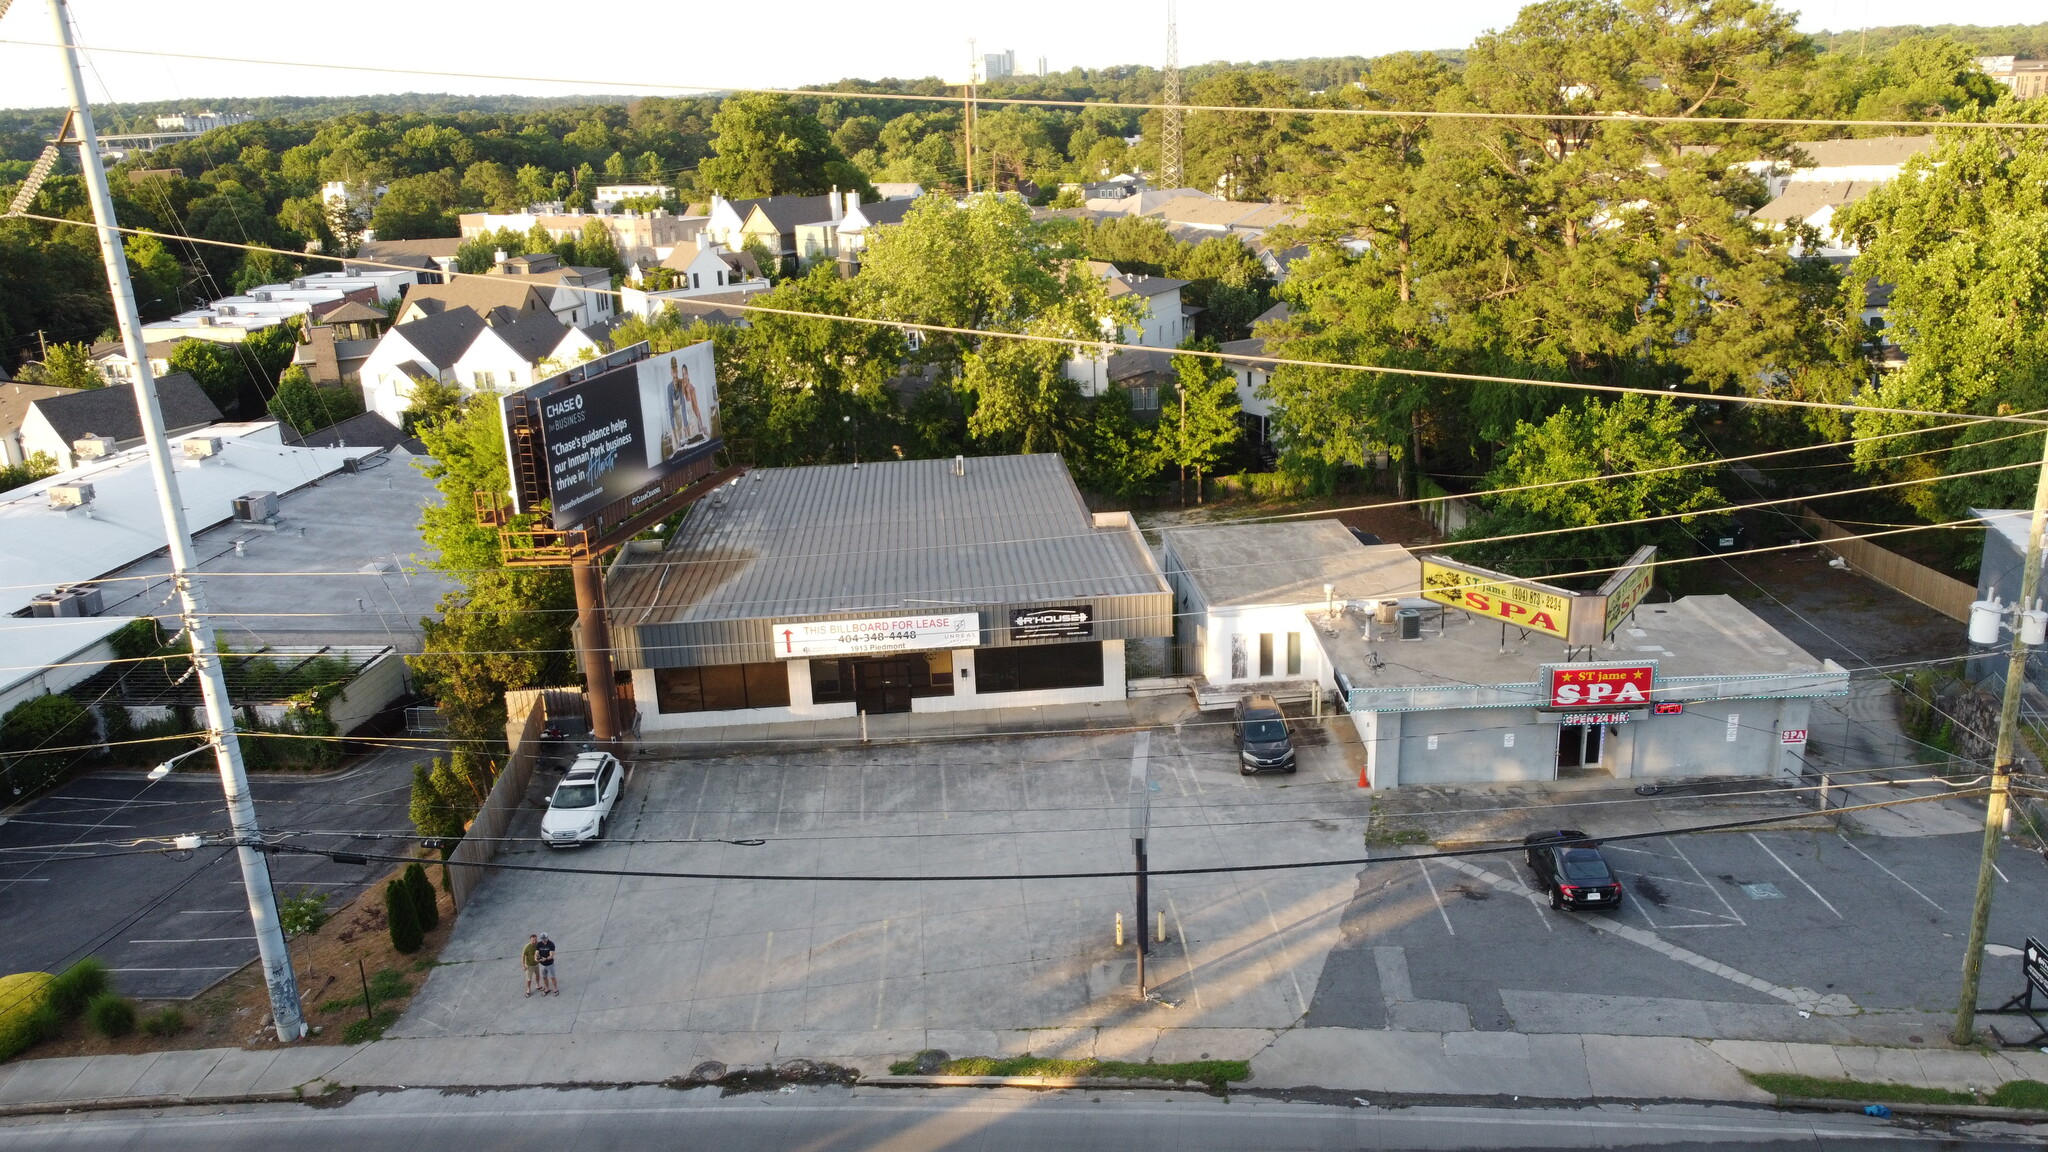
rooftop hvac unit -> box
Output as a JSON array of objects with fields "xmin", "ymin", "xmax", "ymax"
[
  {"xmin": 48, "ymin": 482, "xmax": 95, "ymax": 510},
  {"xmin": 1397, "ymin": 608, "xmax": 1423, "ymax": 641},
  {"xmin": 251, "ymin": 290, "xmax": 272, "ymax": 302},
  {"xmin": 232, "ymin": 490, "xmax": 279, "ymax": 522},
  {"xmin": 72, "ymin": 434, "xmax": 117, "ymax": 460},
  {"xmin": 30, "ymin": 592, "xmax": 80, "ymax": 618},
  {"xmin": 181, "ymin": 436, "xmax": 223, "ymax": 459}
]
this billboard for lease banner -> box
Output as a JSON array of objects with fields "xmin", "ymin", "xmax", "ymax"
[{"xmin": 503, "ymin": 340, "xmax": 721, "ymax": 529}]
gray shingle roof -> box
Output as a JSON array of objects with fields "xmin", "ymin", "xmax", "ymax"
[
  {"xmin": 388, "ymin": 307, "xmax": 487, "ymax": 370},
  {"xmin": 488, "ymin": 310, "xmax": 571, "ymax": 363},
  {"xmin": 609, "ymin": 454, "xmax": 1167, "ymax": 628},
  {"xmin": 32, "ymin": 372, "xmax": 220, "ymax": 444}
]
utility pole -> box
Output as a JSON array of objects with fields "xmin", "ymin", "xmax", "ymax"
[
  {"xmin": 964, "ymin": 39, "xmax": 977, "ymax": 196},
  {"xmin": 44, "ymin": 0, "xmax": 304, "ymax": 1041},
  {"xmin": 1953, "ymin": 430, "xmax": 2048, "ymax": 1045},
  {"xmin": 1161, "ymin": 0, "xmax": 1184, "ymax": 190},
  {"xmin": 1128, "ymin": 731, "xmax": 1151, "ymax": 1001}
]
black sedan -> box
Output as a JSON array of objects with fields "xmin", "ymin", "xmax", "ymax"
[{"xmin": 1523, "ymin": 829, "xmax": 1623, "ymax": 911}]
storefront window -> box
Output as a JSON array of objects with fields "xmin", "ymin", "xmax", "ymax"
[
  {"xmin": 655, "ymin": 663, "xmax": 791, "ymax": 713},
  {"xmin": 976, "ymin": 641, "xmax": 1103, "ymax": 694}
]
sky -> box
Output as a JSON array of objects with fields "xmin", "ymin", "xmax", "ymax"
[{"xmin": 0, "ymin": 0, "xmax": 2044, "ymax": 113}]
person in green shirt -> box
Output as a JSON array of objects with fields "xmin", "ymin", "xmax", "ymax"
[{"xmin": 521, "ymin": 934, "xmax": 540, "ymax": 996}]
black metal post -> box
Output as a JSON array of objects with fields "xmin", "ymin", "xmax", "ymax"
[
  {"xmin": 1134, "ymin": 836, "xmax": 1148, "ymax": 1000},
  {"xmin": 358, "ymin": 957, "xmax": 374, "ymax": 1021}
]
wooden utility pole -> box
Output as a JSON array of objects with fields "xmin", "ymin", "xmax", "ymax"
[{"xmin": 1953, "ymin": 430, "xmax": 2048, "ymax": 1044}]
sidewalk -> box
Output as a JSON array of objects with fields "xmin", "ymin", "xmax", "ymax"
[
  {"xmin": 623, "ymin": 696, "xmax": 1197, "ymax": 758},
  {"xmin": 4, "ymin": 1026, "xmax": 2045, "ymax": 1112}
]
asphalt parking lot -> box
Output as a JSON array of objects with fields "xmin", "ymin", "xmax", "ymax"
[
  {"xmin": 397, "ymin": 714, "xmax": 2048, "ymax": 1046},
  {"xmin": 0, "ymin": 748, "xmax": 421, "ymax": 998}
]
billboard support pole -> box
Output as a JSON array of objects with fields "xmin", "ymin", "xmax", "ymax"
[{"xmin": 573, "ymin": 559, "xmax": 620, "ymax": 749}]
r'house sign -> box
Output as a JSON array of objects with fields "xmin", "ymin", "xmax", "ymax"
[{"xmin": 1011, "ymin": 606, "xmax": 1093, "ymax": 641}]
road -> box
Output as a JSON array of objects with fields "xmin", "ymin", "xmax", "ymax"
[
  {"xmin": 0, "ymin": 746, "xmax": 423, "ymax": 997},
  {"xmin": 0, "ymin": 1087, "xmax": 2034, "ymax": 1151}
]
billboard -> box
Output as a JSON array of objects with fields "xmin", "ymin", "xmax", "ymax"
[
  {"xmin": 504, "ymin": 341, "xmax": 721, "ymax": 529},
  {"xmin": 1597, "ymin": 546, "xmax": 1657, "ymax": 638},
  {"xmin": 1541, "ymin": 662, "xmax": 1655, "ymax": 709},
  {"xmin": 770, "ymin": 613, "xmax": 982, "ymax": 658},
  {"xmin": 1419, "ymin": 556, "xmax": 1583, "ymax": 642}
]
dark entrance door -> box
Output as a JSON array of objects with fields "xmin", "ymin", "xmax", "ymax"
[
  {"xmin": 853, "ymin": 658, "xmax": 915, "ymax": 714},
  {"xmin": 1555, "ymin": 723, "xmax": 1605, "ymax": 771}
]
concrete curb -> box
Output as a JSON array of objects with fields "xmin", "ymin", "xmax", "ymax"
[
  {"xmin": 0, "ymin": 1090, "xmax": 304, "ymax": 1118},
  {"xmin": 1775, "ymin": 1096, "xmax": 2048, "ymax": 1123},
  {"xmin": 862, "ymin": 1075, "xmax": 1226, "ymax": 1090}
]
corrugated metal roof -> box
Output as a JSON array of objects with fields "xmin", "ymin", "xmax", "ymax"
[{"xmin": 609, "ymin": 454, "xmax": 1167, "ymax": 628}]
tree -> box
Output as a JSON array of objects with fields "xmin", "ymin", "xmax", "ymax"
[
  {"xmin": 0, "ymin": 692, "xmax": 94, "ymax": 798},
  {"xmin": 384, "ymin": 877, "xmax": 423, "ymax": 953},
  {"xmin": 720, "ymin": 266, "xmax": 907, "ymax": 466},
  {"xmin": 268, "ymin": 365, "xmax": 363, "ymax": 435},
  {"xmin": 123, "ymin": 232, "xmax": 185, "ymax": 319},
  {"xmin": 0, "ymin": 451, "xmax": 58, "ymax": 494},
  {"xmin": 168, "ymin": 338, "xmax": 242, "ymax": 412},
  {"xmin": 229, "ymin": 248, "xmax": 297, "ymax": 294},
  {"xmin": 1450, "ymin": 395, "xmax": 1722, "ymax": 579},
  {"xmin": 459, "ymin": 161, "xmax": 523, "ymax": 213},
  {"xmin": 20, "ymin": 341, "xmax": 100, "ymax": 390},
  {"xmin": 1156, "ymin": 353, "xmax": 1241, "ymax": 503},
  {"xmin": 1831, "ymin": 100, "xmax": 2048, "ymax": 518},
  {"xmin": 403, "ymin": 861, "xmax": 440, "ymax": 932},
  {"xmin": 571, "ymin": 218, "xmax": 621, "ymax": 279},
  {"xmin": 696, "ymin": 93, "xmax": 862, "ymax": 198},
  {"xmin": 370, "ymin": 171, "xmax": 461, "ymax": 240}
]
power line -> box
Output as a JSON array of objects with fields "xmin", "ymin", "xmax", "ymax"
[
  {"xmin": 7, "ymin": 37, "xmax": 2048, "ymax": 132},
  {"xmin": 13, "ymin": 211, "xmax": 2046, "ymax": 430}
]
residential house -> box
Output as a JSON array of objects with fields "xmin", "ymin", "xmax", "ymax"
[
  {"xmin": 1, "ymin": 382, "xmax": 72, "ymax": 467},
  {"xmin": 794, "ymin": 192, "xmax": 919, "ymax": 267},
  {"xmin": 88, "ymin": 338, "xmax": 183, "ymax": 387},
  {"xmin": 594, "ymin": 183, "xmax": 672, "ymax": 209},
  {"xmin": 1977, "ymin": 56, "xmax": 2048, "ymax": 98},
  {"xmin": 350, "ymin": 237, "xmax": 461, "ymax": 284},
  {"xmin": 456, "ymin": 207, "xmax": 703, "ymax": 268},
  {"xmin": 484, "ymin": 252, "xmax": 616, "ymax": 328},
  {"xmin": 1140, "ymin": 194, "xmax": 1301, "ymax": 240},
  {"xmin": 1065, "ymin": 261, "xmax": 1192, "ymax": 398},
  {"xmin": 1220, "ymin": 337, "xmax": 1274, "ymax": 445},
  {"xmin": 141, "ymin": 271, "xmax": 412, "ymax": 345},
  {"xmin": 360, "ymin": 305, "xmax": 605, "ymax": 426},
  {"xmin": 1750, "ymin": 136, "xmax": 1935, "ymax": 256},
  {"xmin": 17, "ymin": 372, "xmax": 221, "ymax": 467},
  {"xmin": 639, "ymin": 241, "xmax": 764, "ymax": 295},
  {"xmin": 397, "ymin": 277, "xmax": 552, "ymax": 326},
  {"xmin": 291, "ymin": 300, "xmax": 390, "ymax": 389},
  {"xmin": 875, "ymin": 183, "xmax": 925, "ymax": 201}
]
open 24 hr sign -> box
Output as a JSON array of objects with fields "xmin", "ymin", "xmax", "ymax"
[{"xmin": 1542, "ymin": 662, "xmax": 1655, "ymax": 710}]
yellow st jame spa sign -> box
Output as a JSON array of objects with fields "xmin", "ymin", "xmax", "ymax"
[{"xmin": 1419, "ymin": 556, "xmax": 1580, "ymax": 641}]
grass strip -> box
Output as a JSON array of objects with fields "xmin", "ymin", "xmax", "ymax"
[
  {"xmin": 886, "ymin": 1055, "xmax": 1248, "ymax": 1090},
  {"xmin": 1989, "ymin": 1080, "xmax": 2048, "ymax": 1110},
  {"xmin": 1745, "ymin": 1072, "xmax": 1972, "ymax": 1106}
]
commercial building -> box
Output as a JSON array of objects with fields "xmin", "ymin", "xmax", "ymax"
[
  {"xmin": 605, "ymin": 454, "xmax": 1173, "ymax": 730},
  {"xmin": 1163, "ymin": 522, "xmax": 1848, "ymax": 787}
]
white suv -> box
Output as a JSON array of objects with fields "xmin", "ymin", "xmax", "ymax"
[{"xmin": 540, "ymin": 751, "xmax": 624, "ymax": 847}]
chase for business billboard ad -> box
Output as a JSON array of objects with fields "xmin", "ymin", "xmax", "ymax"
[{"xmin": 511, "ymin": 341, "xmax": 720, "ymax": 529}]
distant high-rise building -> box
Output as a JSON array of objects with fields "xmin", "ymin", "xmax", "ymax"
[
  {"xmin": 1037, "ymin": 56, "xmax": 1048, "ymax": 77},
  {"xmin": 981, "ymin": 50, "xmax": 1015, "ymax": 81}
]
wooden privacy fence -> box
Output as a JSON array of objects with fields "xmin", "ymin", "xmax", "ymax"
[
  {"xmin": 445, "ymin": 688, "xmax": 547, "ymax": 909},
  {"xmin": 1796, "ymin": 504, "xmax": 1976, "ymax": 623}
]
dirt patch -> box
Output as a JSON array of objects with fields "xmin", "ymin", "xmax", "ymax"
[
  {"xmin": 1688, "ymin": 548, "xmax": 1964, "ymax": 668},
  {"xmin": 10, "ymin": 861, "xmax": 457, "ymax": 1061}
]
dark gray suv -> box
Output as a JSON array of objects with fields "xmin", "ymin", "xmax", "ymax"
[{"xmin": 1234, "ymin": 694, "xmax": 1297, "ymax": 775}]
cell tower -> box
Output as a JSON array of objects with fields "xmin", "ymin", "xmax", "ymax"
[{"xmin": 1161, "ymin": 0, "xmax": 1184, "ymax": 189}]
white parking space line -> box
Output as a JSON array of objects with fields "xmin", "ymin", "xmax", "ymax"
[
  {"xmin": 1748, "ymin": 834, "xmax": 1843, "ymax": 918},
  {"xmin": 3, "ymin": 819, "xmax": 136, "ymax": 829},
  {"xmin": 127, "ymin": 936, "xmax": 257, "ymax": 944},
  {"xmin": 1668, "ymin": 837, "xmax": 1745, "ymax": 926},
  {"xmin": 178, "ymin": 909, "xmax": 240, "ymax": 914},
  {"xmin": 109, "ymin": 966, "xmax": 242, "ymax": 973},
  {"xmin": 1415, "ymin": 861, "xmax": 1456, "ymax": 936},
  {"xmin": 1837, "ymin": 833, "xmax": 1946, "ymax": 913}
]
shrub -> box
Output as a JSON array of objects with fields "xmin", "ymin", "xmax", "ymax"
[
  {"xmin": 45, "ymin": 958, "xmax": 110, "ymax": 1018},
  {"xmin": 140, "ymin": 1006, "xmax": 187, "ymax": 1038},
  {"xmin": 278, "ymin": 890, "xmax": 330, "ymax": 937},
  {"xmin": 384, "ymin": 878, "xmax": 423, "ymax": 954},
  {"xmin": 0, "ymin": 972, "xmax": 55, "ymax": 1060},
  {"xmin": 403, "ymin": 862, "xmax": 439, "ymax": 932},
  {"xmin": 86, "ymin": 992, "xmax": 136, "ymax": 1038}
]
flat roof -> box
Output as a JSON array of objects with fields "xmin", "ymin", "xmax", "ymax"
[
  {"xmin": 98, "ymin": 448, "xmax": 459, "ymax": 651},
  {"xmin": 1327, "ymin": 594, "xmax": 1839, "ymax": 710},
  {"xmin": 1164, "ymin": 521, "xmax": 1414, "ymax": 608},
  {"xmin": 611, "ymin": 454, "xmax": 1168, "ymax": 628},
  {"xmin": 0, "ymin": 424, "xmax": 384, "ymax": 617},
  {"xmin": 0, "ymin": 615, "xmax": 137, "ymax": 699}
]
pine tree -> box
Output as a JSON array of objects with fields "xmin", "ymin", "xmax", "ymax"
[
  {"xmin": 404, "ymin": 862, "xmax": 440, "ymax": 932},
  {"xmin": 384, "ymin": 877, "xmax": 423, "ymax": 954}
]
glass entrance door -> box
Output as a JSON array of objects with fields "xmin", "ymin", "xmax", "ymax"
[
  {"xmin": 1555, "ymin": 723, "xmax": 1605, "ymax": 770},
  {"xmin": 853, "ymin": 659, "xmax": 915, "ymax": 714}
]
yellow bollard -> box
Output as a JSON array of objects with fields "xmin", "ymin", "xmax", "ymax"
[{"xmin": 1115, "ymin": 912, "xmax": 1124, "ymax": 948}]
